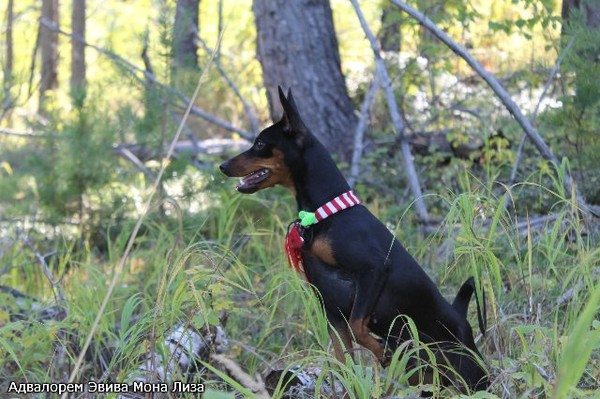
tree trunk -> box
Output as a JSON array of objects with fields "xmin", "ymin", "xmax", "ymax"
[
  {"xmin": 4, "ymin": 0, "xmax": 13, "ymax": 80},
  {"xmin": 561, "ymin": 0, "xmax": 600, "ymax": 101},
  {"xmin": 253, "ymin": 0, "xmax": 357, "ymax": 160},
  {"xmin": 172, "ymin": 0, "xmax": 199, "ymax": 70},
  {"xmin": 71, "ymin": 0, "xmax": 86, "ymax": 105},
  {"xmin": 1, "ymin": 0, "xmax": 14, "ymax": 122},
  {"xmin": 585, "ymin": 1, "xmax": 600, "ymax": 28},
  {"xmin": 39, "ymin": 0, "xmax": 59, "ymax": 114}
]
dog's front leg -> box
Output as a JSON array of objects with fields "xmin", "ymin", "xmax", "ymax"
[{"xmin": 348, "ymin": 261, "xmax": 391, "ymax": 363}]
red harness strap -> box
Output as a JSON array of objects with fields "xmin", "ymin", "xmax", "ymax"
[
  {"xmin": 284, "ymin": 190, "xmax": 361, "ymax": 277},
  {"xmin": 285, "ymin": 221, "xmax": 305, "ymax": 274}
]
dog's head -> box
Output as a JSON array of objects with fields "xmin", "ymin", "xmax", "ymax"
[{"xmin": 219, "ymin": 87, "xmax": 310, "ymax": 194}]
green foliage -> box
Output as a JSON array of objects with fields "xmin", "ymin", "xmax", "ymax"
[
  {"xmin": 1, "ymin": 0, "xmax": 599, "ymax": 397},
  {"xmin": 4, "ymin": 169, "xmax": 598, "ymax": 397},
  {"xmin": 32, "ymin": 102, "xmax": 116, "ymax": 223},
  {"xmin": 539, "ymin": 14, "xmax": 600, "ymax": 203}
]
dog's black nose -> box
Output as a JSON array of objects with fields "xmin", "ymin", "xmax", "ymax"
[{"xmin": 219, "ymin": 161, "xmax": 229, "ymax": 175}]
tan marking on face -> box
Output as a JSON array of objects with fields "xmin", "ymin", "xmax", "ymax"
[
  {"xmin": 310, "ymin": 236, "xmax": 336, "ymax": 265},
  {"xmin": 264, "ymin": 148, "xmax": 295, "ymax": 194},
  {"xmin": 224, "ymin": 148, "xmax": 295, "ymax": 194}
]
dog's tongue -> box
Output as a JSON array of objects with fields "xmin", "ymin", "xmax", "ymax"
[{"xmin": 237, "ymin": 168, "xmax": 270, "ymax": 191}]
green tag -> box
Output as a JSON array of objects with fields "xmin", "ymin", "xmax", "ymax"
[{"xmin": 298, "ymin": 211, "xmax": 317, "ymax": 227}]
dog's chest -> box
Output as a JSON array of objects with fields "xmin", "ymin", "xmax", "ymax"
[{"xmin": 306, "ymin": 235, "xmax": 336, "ymax": 266}]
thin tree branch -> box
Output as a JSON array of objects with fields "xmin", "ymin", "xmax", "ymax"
[
  {"xmin": 113, "ymin": 145, "xmax": 156, "ymax": 180},
  {"xmin": 388, "ymin": 0, "xmax": 597, "ymax": 216},
  {"xmin": 27, "ymin": 17, "xmax": 40, "ymax": 98},
  {"xmin": 16, "ymin": 228, "xmax": 66, "ymax": 306},
  {"xmin": 349, "ymin": 0, "xmax": 430, "ymax": 223},
  {"xmin": 348, "ymin": 75, "xmax": 379, "ymax": 188},
  {"xmin": 40, "ymin": 18, "xmax": 253, "ymax": 141},
  {"xmin": 196, "ymin": 35, "xmax": 260, "ymax": 135},
  {"xmin": 0, "ymin": 127, "xmax": 48, "ymax": 137}
]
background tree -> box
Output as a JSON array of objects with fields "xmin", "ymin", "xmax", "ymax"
[
  {"xmin": 558, "ymin": 0, "xmax": 600, "ymax": 202},
  {"xmin": 70, "ymin": 0, "xmax": 86, "ymax": 105},
  {"xmin": 562, "ymin": 0, "xmax": 600, "ymax": 30},
  {"xmin": 39, "ymin": 0, "xmax": 59, "ymax": 114},
  {"xmin": 252, "ymin": 0, "xmax": 357, "ymax": 160},
  {"xmin": 172, "ymin": 0, "xmax": 200, "ymax": 71},
  {"xmin": 1, "ymin": 0, "xmax": 14, "ymax": 122},
  {"xmin": 379, "ymin": 4, "xmax": 401, "ymax": 52}
]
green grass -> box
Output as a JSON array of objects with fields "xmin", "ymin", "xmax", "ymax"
[{"xmin": 0, "ymin": 173, "xmax": 598, "ymax": 398}]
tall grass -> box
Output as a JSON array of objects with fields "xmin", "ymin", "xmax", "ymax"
[{"xmin": 1, "ymin": 168, "xmax": 598, "ymax": 398}]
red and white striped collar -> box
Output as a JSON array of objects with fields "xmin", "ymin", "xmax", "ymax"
[
  {"xmin": 299, "ymin": 190, "xmax": 361, "ymax": 227},
  {"xmin": 315, "ymin": 190, "xmax": 361, "ymax": 222},
  {"xmin": 285, "ymin": 190, "xmax": 361, "ymax": 275}
]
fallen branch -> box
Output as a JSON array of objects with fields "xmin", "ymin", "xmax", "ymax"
[
  {"xmin": 349, "ymin": 0, "xmax": 430, "ymax": 223},
  {"xmin": 389, "ymin": 0, "xmax": 598, "ymax": 217},
  {"xmin": 121, "ymin": 318, "xmax": 229, "ymax": 388},
  {"xmin": 113, "ymin": 145, "xmax": 156, "ymax": 180},
  {"xmin": 264, "ymin": 366, "xmax": 343, "ymax": 398},
  {"xmin": 211, "ymin": 354, "xmax": 271, "ymax": 399},
  {"xmin": 556, "ymin": 268, "xmax": 600, "ymax": 306},
  {"xmin": 0, "ymin": 285, "xmax": 66, "ymax": 322},
  {"xmin": 114, "ymin": 138, "xmax": 248, "ymax": 161}
]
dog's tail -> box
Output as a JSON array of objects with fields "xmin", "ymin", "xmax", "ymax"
[{"xmin": 452, "ymin": 276, "xmax": 487, "ymax": 336}]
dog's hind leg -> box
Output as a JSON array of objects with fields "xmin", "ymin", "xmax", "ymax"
[
  {"xmin": 329, "ymin": 321, "xmax": 353, "ymax": 364},
  {"xmin": 348, "ymin": 262, "xmax": 391, "ymax": 363}
]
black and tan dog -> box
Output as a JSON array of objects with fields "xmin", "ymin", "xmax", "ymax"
[{"xmin": 220, "ymin": 88, "xmax": 489, "ymax": 392}]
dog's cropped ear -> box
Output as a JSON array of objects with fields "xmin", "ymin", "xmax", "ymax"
[{"xmin": 278, "ymin": 86, "xmax": 308, "ymax": 145}]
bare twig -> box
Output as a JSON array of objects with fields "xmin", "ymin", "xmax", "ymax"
[
  {"xmin": 40, "ymin": 18, "xmax": 253, "ymax": 141},
  {"xmin": 348, "ymin": 75, "xmax": 379, "ymax": 188},
  {"xmin": 171, "ymin": 112, "xmax": 203, "ymax": 153},
  {"xmin": 0, "ymin": 127, "xmax": 48, "ymax": 137},
  {"xmin": 196, "ymin": 35, "xmax": 260, "ymax": 135},
  {"xmin": 389, "ymin": 0, "xmax": 597, "ymax": 217},
  {"xmin": 16, "ymin": 228, "xmax": 66, "ymax": 305},
  {"xmin": 533, "ymin": 363, "xmax": 552, "ymax": 383},
  {"xmin": 349, "ymin": 0, "xmax": 430, "ymax": 223},
  {"xmin": 141, "ymin": 29, "xmax": 155, "ymax": 78}
]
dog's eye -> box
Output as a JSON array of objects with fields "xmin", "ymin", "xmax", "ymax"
[{"xmin": 254, "ymin": 140, "xmax": 266, "ymax": 150}]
